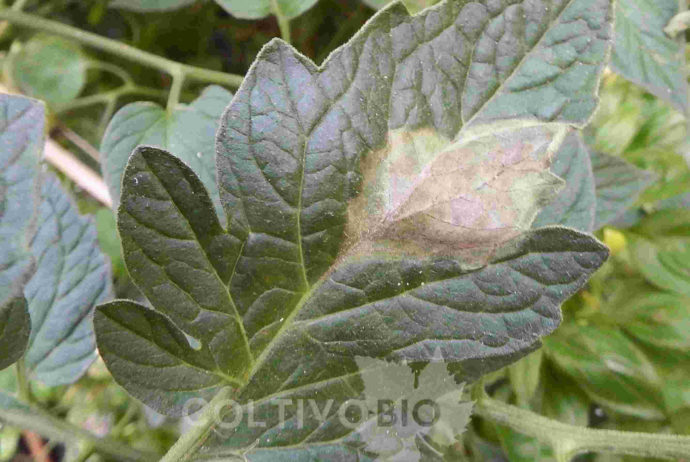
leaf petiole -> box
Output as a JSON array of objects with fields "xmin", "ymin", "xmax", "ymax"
[{"xmin": 473, "ymin": 385, "xmax": 690, "ymax": 460}]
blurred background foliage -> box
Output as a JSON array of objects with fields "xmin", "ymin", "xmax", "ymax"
[{"xmin": 0, "ymin": 0, "xmax": 688, "ymax": 460}]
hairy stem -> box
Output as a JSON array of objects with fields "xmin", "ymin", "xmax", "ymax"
[
  {"xmin": 167, "ymin": 69, "xmax": 185, "ymax": 113},
  {"xmin": 475, "ymin": 392, "xmax": 690, "ymax": 460},
  {"xmin": 0, "ymin": 10, "xmax": 244, "ymax": 88},
  {"xmin": 160, "ymin": 387, "xmax": 235, "ymax": 462},
  {"xmin": 14, "ymin": 360, "xmax": 31, "ymax": 403},
  {"xmin": 55, "ymin": 85, "xmax": 167, "ymax": 113},
  {"xmin": 271, "ymin": 0, "xmax": 291, "ymax": 44}
]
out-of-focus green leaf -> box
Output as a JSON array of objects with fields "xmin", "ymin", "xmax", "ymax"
[
  {"xmin": 611, "ymin": 0, "xmax": 688, "ymax": 113},
  {"xmin": 589, "ymin": 76, "xmax": 646, "ymax": 156},
  {"xmin": 617, "ymin": 291, "xmax": 690, "ymax": 352},
  {"xmin": 215, "ymin": 0, "xmax": 319, "ymax": 19},
  {"xmin": 632, "ymin": 341, "xmax": 690, "ymax": 414},
  {"xmin": 108, "ymin": 0, "xmax": 198, "ymax": 11},
  {"xmin": 545, "ymin": 324, "xmax": 666, "ymax": 420},
  {"xmin": 589, "ymin": 76, "xmax": 688, "ymax": 208},
  {"xmin": 508, "ymin": 350, "xmax": 543, "ymax": 407},
  {"xmin": 361, "ymin": 0, "xmax": 440, "ymax": 14},
  {"xmin": 7, "ymin": 34, "xmax": 87, "ymax": 107},
  {"xmin": 658, "ymin": 191, "xmax": 690, "ymax": 210},
  {"xmin": 23, "ymin": 174, "xmax": 112, "ymax": 386},
  {"xmin": 100, "ymin": 85, "xmax": 232, "ymax": 219},
  {"xmin": 541, "ymin": 366, "xmax": 590, "ymax": 426},
  {"xmin": 590, "ymin": 150, "xmax": 655, "ymax": 229},
  {"xmin": 495, "ymin": 424, "xmax": 552, "ymax": 462},
  {"xmin": 0, "ymin": 94, "xmax": 44, "ymax": 370},
  {"xmin": 534, "ymin": 132, "xmax": 596, "ymax": 232},
  {"xmin": 628, "ymin": 210, "xmax": 690, "ymax": 296},
  {"xmin": 628, "ymin": 148, "xmax": 690, "ymax": 204}
]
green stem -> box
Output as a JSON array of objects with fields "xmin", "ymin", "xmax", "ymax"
[
  {"xmin": 14, "ymin": 360, "xmax": 30, "ymax": 403},
  {"xmin": 86, "ymin": 60, "xmax": 134, "ymax": 86},
  {"xmin": 475, "ymin": 393, "xmax": 690, "ymax": 460},
  {"xmin": 0, "ymin": 10, "xmax": 244, "ymax": 88},
  {"xmin": 0, "ymin": 398, "xmax": 156, "ymax": 461},
  {"xmin": 160, "ymin": 387, "xmax": 235, "ymax": 462},
  {"xmin": 271, "ymin": 0, "xmax": 291, "ymax": 43},
  {"xmin": 55, "ymin": 85, "xmax": 168, "ymax": 113},
  {"xmin": 166, "ymin": 69, "xmax": 185, "ymax": 113}
]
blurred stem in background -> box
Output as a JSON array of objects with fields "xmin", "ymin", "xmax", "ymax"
[{"xmin": 0, "ymin": 9, "xmax": 245, "ymax": 111}]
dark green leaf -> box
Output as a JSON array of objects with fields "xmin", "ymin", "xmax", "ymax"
[
  {"xmin": 100, "ymin": 85, "xmax": 232, "ymax": 219},
  {"xmin": 23, "ymin": 175, "xmax": 112, "ymax": 386},
  {"xmin": 590, "ymin": 150, "xmax": 655, "ymax": 229},
  {"xmin": 96, "ymin": 0, "xmax": 614, "ymax": 456},
  {"xmin": 95, "ymin": 147, "xmax": 608, "ymax": 454},
  {"xmin": 0, "ymin": 297, "xmax": 30, "ymax": 372},
  {"xmin": 217, "ymin": 0, "xmax": 613, "ymax": 353},
  {"xmin": 611, "ymin": 0, "xmax": 688, "ymax": 113},
  {"xmin": 215, "ymin": 0, "xmax": 319, "ymax": 19},
  {"xmin": 618, "ymin": 291, "xmax": 690, "ymax": 352},
  {"xmin": 0, "ymin": 94, "xmax": 44, "ymax": 369},
  {"xmin": 7, "ymin": 35, "xmax": 87, "ymax": 107},
  {"xmin": 544, "ymin": 325, "xmax": 666, "ymax": 420},
  {"xmin": 96, "ymin": 146, "xmax": 250, "ymax": 415},
  {"xmin": 533, "ymin": 131, "xmax": 596, "ymax": 232},
  {"xmin": 628, "ymin": 234, "xmax": 690, "ymax": 296}
]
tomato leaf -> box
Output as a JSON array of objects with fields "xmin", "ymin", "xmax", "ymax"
[
  {"xmin": 0, "ymin": 94, "xmax": 44, "ymax": 371},
  {"xmin": 215, "ymin": 0, "xmax": 319, "ymax": 20},
  {"xmin": 101, "ymin": 85, "xmax": 233, "ymax": 220},
  {"xmin": 6, "ymin": 35, "xmax": 87, "ymax": 108},
  {"xmin": 590, "ymin": 150, "xmax": 655, "ymax": 229},
  {"xmin": 611, "ymin": 0, "xmax": 688, "ymax": 113},
  {"xmin": 95, "ymin": 0, "xmax": 613, "ymax": 457},
  {"xmin": 23, "ymin": 175, "xmax": 112, "ymax": 385},
  {"xmin": 533, "ymin": 131, "xmax": 596, "ymax": 232}
]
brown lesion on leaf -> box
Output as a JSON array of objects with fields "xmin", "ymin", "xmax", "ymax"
[{"xmin": 345, "ymin": 120, "xmax": 569, "ymax": 264}]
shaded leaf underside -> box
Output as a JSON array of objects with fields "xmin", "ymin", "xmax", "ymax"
[
  {"xmin": 0, "ymin": 94, "xmax": 44, "ymax": 369},
  {"xmin": 24, "ymin": 175, "xmax": 112, "ymax": 386}
]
